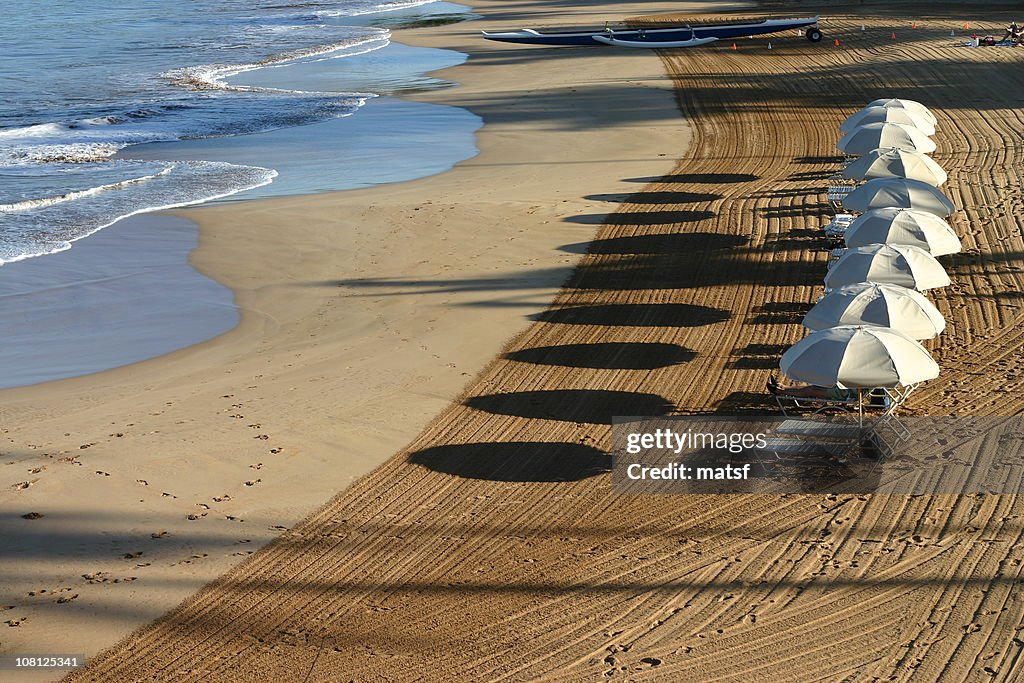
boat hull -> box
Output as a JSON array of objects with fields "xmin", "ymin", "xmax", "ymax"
[
  {"xmin": 482, "ymin": 16, "xmax": 819, "ymax": 46},
  {"xmin": 592, "ymin": 35, "xmax": 718, "ymax": 48}
]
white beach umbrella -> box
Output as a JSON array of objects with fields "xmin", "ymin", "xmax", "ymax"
[
  {"xmin": 867, "ymin": 98, "xmax": 938, "ymax": 125},
  {"xmin": 840, "ymin": 147, "xmax": 948, "ymax": 186},
  {"xmin": 837, "ymin": 122, "xmax": 937, "ymax": 156},
  {"xmin": 803, "ymin": 282, "xmax": 946, "ymax": 339},
  {"xmin": 840, "ymin": 107, "xmax": 936, "ymax": 136},
  {"xmin": 841, "ymin": 177, "xmax": 955, "ymax": 217},
  {"xmin": 781, "ymin": 325, "xmax": 940, "ymax": 388},
  {"xmin": 844, "ymin": 208, "xmax": 962, "ymax": 256},
  {"xmin": 825, "ymin": 244, "xmax": 951, "ymax": 291}
]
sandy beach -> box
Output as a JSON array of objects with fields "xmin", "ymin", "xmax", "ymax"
[
  {"xmin": 0, "ymin": 0, "xmax": 693, "ymax": 675},
  {"xmin": 5, "ymin": 0, "xmax": 1024, "ymax": 680}
]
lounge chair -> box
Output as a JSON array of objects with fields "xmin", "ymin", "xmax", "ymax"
[
  {"xmin": 827, "ymin": 183, "xmax": 855, "ymax": 209},
  {"xmin": 822, "ymin": 213, "xmax": 855, "ymax": 240},
  {"xmin": 774, "ymin": 382, "xmax": 917, "ymax": 461}
]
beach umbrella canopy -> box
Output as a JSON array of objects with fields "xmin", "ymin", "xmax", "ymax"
[
  {"xmin": 803, "ymin": 282, "xmax": 946, "ymax": 340},
  {"xmin": 781, "ymin": 325, "xmax": 940, "ymax": 388},
  {"xmin": 840, "ymin": 107, "xmax": 936, "ymax": 136},
  {"xmin": 867, "ymin": 98, "xmax": 938, "ymax": 125},
  {"xmin": 844, "ymin": 208, "xmax": 962, "ymax": 256},
  {"xmin": 840, "ymin": 147, "xmax": 948, "ymax": 186},
  {"xmin": 841, "ymin": 177, "xmax": 955, "ymax": 216},
  {"xmin": 825, "ymin": 243, "xmax": 951, "ymax": 291},
  {"xmin": 837, "ymin": 122, "xmax": 937, "ymax": 156}
]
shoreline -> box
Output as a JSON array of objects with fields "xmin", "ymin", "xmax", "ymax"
[
  {"xmin": 0, "ymin": 0, "xmax": 697, "ymax": 670},
  {"xmin": 0, "ymin": 28, "xmax": 482, "ymax": 389}
]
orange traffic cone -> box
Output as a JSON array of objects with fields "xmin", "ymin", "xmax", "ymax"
[
  {"xmin": 731, "ymin": 42, "xmax": 737, "ymax": 50},
  {"xmin": 834, "ymin": 38, "xmax": 841, "ymax": 47},
  {"xmin": 964, "ymin": 22, "xmax": 971, "ymax": 30},
  {"xmin": 891, "ymin": 32, "xmax": 897, "ymax": 39},
  {"xmin": 912, "ymin": 21, "xmax": 919, "ymax": 29}
]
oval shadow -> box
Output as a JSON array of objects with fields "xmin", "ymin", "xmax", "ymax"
[
  {"xmin": 506, "ymin": 342, "xmax": 696, "ymax": 369},
  {"xmin": 533, "ymin": 303, "xmax": 730, "ymax": 327},
  {"xmin": 409, "ymin": 441, "xmax": 610, "ymax": 482},
  {"xmin": 566, "ymin": 210, "xmax": 717, "ymax": 226},
  {"xmin": 624, "ymin": 173, "xmax": 759, "ymax": 184},
  {"xmin": 466, "ymin": 389, "xmax": 674, "ymax": 424},
  {"xmin": 559, "ymin": 233, "xmax": 748, "ymax": 255},
  {"xmin": 584, "ymin": 191, "xmax": 722, "ymax": 205}
]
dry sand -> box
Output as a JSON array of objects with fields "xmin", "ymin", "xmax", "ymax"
[
  {"xmin": 0, "ymin": 0, "xmax": 697, "ymax": 676},
  {"xmin": 54, "ymin": 3, "xmax": 1024, "ymax": 681}
]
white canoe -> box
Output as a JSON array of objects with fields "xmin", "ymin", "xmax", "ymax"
[{"xmin": 591, "ymin": 35, "xmax": 718, "ymax": 48}]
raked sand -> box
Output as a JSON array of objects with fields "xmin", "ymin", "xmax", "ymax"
[
  {"xmin": 61, "ymin": 2, "xmax": 1024, "ymax": 680},
  {"xmin": 0, "ymin": 0, "xmax": 700, "ymax": 675}
]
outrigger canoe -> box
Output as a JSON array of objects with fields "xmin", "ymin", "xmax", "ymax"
[
  {"xmin": 592, "ymin": 35, "xmax": 718, "ymax": 48},
  {"xmin": 482, "ymin": 16, "xmax": 822, "ymax": 47}
]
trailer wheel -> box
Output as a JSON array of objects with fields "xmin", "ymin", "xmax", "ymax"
[{"xmin": 806, "ymin": 27, "xmax": 823, "ymax": 42}]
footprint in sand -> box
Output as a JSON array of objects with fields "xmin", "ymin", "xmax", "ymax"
[
  {"xmin": 173, "ymin": 553, "xmax": 209, "ymax": 566},
  {"xmin": 636, "ymin": 657, "xmax": 663, "ymax": 670}
]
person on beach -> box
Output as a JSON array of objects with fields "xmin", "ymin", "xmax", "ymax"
[
  {"xmin": 766, "ymin": 375, "xmax": 856, "ymax": 401},
  {"xmin": 1001, "ymin": 21, "xmax": 1023, "ymax": 44}
]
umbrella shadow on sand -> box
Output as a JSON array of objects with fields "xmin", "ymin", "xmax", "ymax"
[
  {"xmin": 531, "ymin": 303, "xmax": 730, "ymax": 327},
  {"xmin": 465, "ymin": 389, "xmax": 674, "ymax": 424},
  {"xmin": 408, "ymin": 441, "xmax": 610, "ymax": 482},
  {"xmin": 505, "ymin": 342, "xmax": 696, "ymax": 370}
]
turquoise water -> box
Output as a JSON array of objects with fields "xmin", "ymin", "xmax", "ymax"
[
  {"xmin": 121, "ymin": 42, "xmax": 481, "ymax": 200},
  {"xmin": 0, "ymin": 0, "xmax": 478, "ymax": 263},
  {"xmin": 0, "ymin": 0, "xmax": 480, "ymax": 388}
]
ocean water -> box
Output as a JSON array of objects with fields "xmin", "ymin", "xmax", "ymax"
[{"xmin": 0, "ymin": 0, "xmax": 470, "ymax": 264}]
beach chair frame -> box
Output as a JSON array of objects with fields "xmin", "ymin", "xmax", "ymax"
[
  {"xmin": 827, "ymin": 183, "xmax": 855, "ymax": 209},
  {"xmin": 774, "ymin": 384, "xmax": 917, "ymax": 461},
  {"xmin": 822, "ymin": 213, "xmax": 855, "ymax": 242}
]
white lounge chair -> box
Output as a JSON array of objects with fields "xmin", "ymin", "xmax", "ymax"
[
  {"xmin": 823, "ymin": 213, "xmax": 855, "ymax": 240},
  {"xmin": 774, "ymin": 383, "xmax": 917, "ymax": 461}
]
